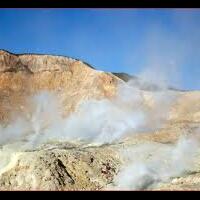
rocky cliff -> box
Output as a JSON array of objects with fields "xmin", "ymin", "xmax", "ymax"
[{"xmin": 0, "ymin": 50, "xmax": 120, "ymax": 123}]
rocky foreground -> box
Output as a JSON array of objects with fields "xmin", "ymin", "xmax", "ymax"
[{"xmin": 0, "ymin": 50, "xmax": 199, "ymax": 190}]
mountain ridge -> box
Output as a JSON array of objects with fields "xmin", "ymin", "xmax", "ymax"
[{"xmin": 0, "ymin": 49, "xmax": 186, "ymax": 92}]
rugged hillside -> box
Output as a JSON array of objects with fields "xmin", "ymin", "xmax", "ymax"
[
  {"xmin": 0, "ymin": 50, "xmax": 199, "ymax": 190},
  {"xmin": 0, "ymin": 50, "xmax": 120, "ymax": 123}
]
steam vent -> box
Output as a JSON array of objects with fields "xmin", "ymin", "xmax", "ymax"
[{"xmin": 0, "ymin": 50, "xmax": 200, "ymax": 190}]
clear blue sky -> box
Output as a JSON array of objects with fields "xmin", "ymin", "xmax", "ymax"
[{"xmin": 0, "ymin": 9, "xmax": 199, "ymax": 90}]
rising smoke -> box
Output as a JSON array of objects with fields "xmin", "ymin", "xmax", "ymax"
[
  {"xmin": 0, "ymin": 79, "xmax": 177, "ymax": 149},
  {"xmin": 112, "ymin": 135, "xmax": 199, "ymax": 190}
]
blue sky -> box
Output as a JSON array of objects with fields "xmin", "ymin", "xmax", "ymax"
[{"xmin": 0, "ymin": 9, "xmax": 199, "ymax": 90}]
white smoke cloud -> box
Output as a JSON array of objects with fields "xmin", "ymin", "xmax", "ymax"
[
  {"xmin": 23, "ymin": 81, "xmax": 177, "ymax": 147},
  {"xmin": 112, "ymin": 135, "xmax": 199, "ymax": 190},
  {"xmin": 24, "ymin": 85, "xmax": 147, "ymax": 147},
  {"xmin": 0, "ymin": 78, "xmax": 178, "ymax": 148}
]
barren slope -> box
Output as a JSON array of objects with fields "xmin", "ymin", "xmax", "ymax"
[{"xmin": 0, "ymin": 50, "xmax": 120, "ymax": 123}]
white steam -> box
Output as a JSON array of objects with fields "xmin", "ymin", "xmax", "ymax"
[
  {"xmin": 112, "ymin": 136, "xmax": 199, "ymax": 190},
  {"xmin": 0, "ymin": 80, "xmax": 177, "ymax": 149}
]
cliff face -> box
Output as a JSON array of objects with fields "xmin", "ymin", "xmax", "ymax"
[
  {"xmin": 0, "ymin": 50, "xmax": 119, "ymax": 123},
  {"xmin": 0, "ymin": 50, "xmax": 199, "ymax": 190}
]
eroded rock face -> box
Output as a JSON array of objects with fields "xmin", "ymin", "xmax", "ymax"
[
  {"xmin": 0, "ymin": 50, "xmax": 119, "ymax": 123},
  {"xmin": 0, "ymin": 50, "xmax": 200, "ymax": 190}
]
